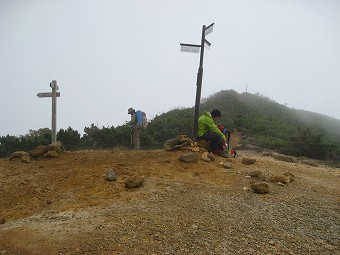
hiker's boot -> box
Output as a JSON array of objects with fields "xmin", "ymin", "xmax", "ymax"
[{"xmin": 219, "ymin": 150, "xmax": 233, "ymax": 158}]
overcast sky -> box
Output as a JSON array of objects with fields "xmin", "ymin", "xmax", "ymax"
[{"xmin": 1, "ymin": 0, "xmax": 339, "ymax": 136}]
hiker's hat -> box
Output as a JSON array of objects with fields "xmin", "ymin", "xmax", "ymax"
[{"xmin": 128, "ymin": 107, "xmax": 135, "ymax": 114}]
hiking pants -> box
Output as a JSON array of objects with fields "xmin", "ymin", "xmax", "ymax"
[
  {"xmin": 198, "ymin": 132, "xmax": 224, "ymax": 152},
  {"xmin": 133, "ymin": 128, "xmax": 142, "ymax": 150}
]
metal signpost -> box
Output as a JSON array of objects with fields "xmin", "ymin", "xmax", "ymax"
[
  {"xmin": 180, "ymin": 23, "xmax": 214, "ymax": 140},
  {"xmin": 37, "ymin": 80, "xmax": 60, "ymax": 144}
]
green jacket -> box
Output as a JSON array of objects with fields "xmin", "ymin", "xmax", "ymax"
[{"xmin": 197, "ymin": 112, "xmax": 225, "ymax": 140}]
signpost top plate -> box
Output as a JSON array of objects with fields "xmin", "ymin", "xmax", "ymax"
[{"xmin": 37, "ymin": 92, "xmax": 60, "ymax": 98}]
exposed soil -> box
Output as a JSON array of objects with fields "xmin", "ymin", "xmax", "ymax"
[{"xmin": 0, "ymin": 148, "xmax": 339, "ymax": 255}]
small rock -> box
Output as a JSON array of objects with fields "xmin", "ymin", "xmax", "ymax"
[
  {"xmin": 191, "ymin": 142, "xmax": 198, "ymax": 147},
  {"xmin": 223, "ymin": 162, "xmax": 232, "ymax": 169},
  {"xmin": 251, "ymin": 182, "xmax": 270, "ymax": 194},
  {"xmin": 190, "ymin": 147, "xmax": 200, "ymax": 152},
  {"xmin": 124, "ymin": 176, "xmax": 144, "ymax": 188},
  {"xmin": 242, "ymin": 157, "xmax": 256, "ymax": 165},
  {"xmin": 201, "ymin": 152, "xmax": 210, "ymax": 162},
  {"xmin": 21, "ymin": 155, "xmax": 32, "ymax": 163},
  {"xmin": 277, "ymin": 182, "xmax": 285, "ymax": 186},
  {"xmin": 0, "ymin": 218, "xmax": 5, "ymax": 224},
  {"xmin": 44, "ymin": 150, "xmax": 59, "ymax": 158},
  {"xmin": 243, "ymin": 187, "xmax": 251, "ymax": 192},
  {"xmin": 207, "ymin": 152, "xmax": 215, "ymax": 161},
  {"xmin": 105, "ymin": 169, "xmax": 116, "ymax": 181},
  {"xmin": 46, "ymin": 200, "xmax": 52, "ymax": 204},
  {"xmin": 283, "ymin": 172, "xmax": 295, "ymax": 182},
  {"xmin": 249, "ymin": 170, "xmax": 266, "ymax": 181},
  {"xmin": 179, "ymin": 152, "xmax": 199, "ymax": 163}
]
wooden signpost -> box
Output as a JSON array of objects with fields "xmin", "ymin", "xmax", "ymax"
[
  {"xmin": 180, "ymin": 23, "xmax": 214, "ymax": 140},
  {"xmin": 37, "ymin": 80, "xmax": 60, "ymax": 144}
]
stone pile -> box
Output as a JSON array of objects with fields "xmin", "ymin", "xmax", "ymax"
[{"xmin": 8, "ymin": 141, "xmax": 65, "ymax": 163}]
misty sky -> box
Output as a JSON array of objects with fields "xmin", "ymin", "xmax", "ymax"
[{"xmin": 1, "ymin": 0, "xmax": 339, "ymax": 136}]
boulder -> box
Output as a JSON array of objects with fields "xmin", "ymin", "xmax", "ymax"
[
  {"xmin": 242, "ymin": 157, "xmax": 256, "ymax": 165},
  {"xmin": 21, "ymin": 155, "xmax": 32, "ymax": 163},
  {"xmin": 44, "ymin": 150, "xmax": 58, "ymax": 158},
  {"xmin": 29, "ymin": 145, "xmax": 48, "ymax": 157},
  {"xmin": 251, "ymin": 182, "xmax": 270, "ymax": 194},
  {"xmin": 163, "ymin": 135, "xmax": 193, "ymax": 151},
  {"xmin": 178, "ymin": 137, "xmax": 193, "ymax": 144},
  {"xmin": 163, "ymin": 138, "xmax": 181, "ymax": 151},
  {"xmin": 48, "ymin": 141, "xmax": 65, "ymax": 152},
  {"xmin": 249, "ymin": 170, "xmax": 266, "ymax": 181},
  {"xmin": 179, "ymin": 152, "xmax": 199, "ymax": 163},
  {"xmin": 9, "ymin": 151, "xmax": 29, "ymax": 161},
  {"xmin": 124, "ymin": 176, "xmax": 143, "ymax": 188}
]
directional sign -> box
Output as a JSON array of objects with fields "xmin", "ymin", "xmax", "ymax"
[
  {"xmin": 205, "ymin": 22, "xmax": 214, "ymax": 36},
  {"xmin": 180, "ymin": 43, "xmax": 201, "ymax": 53},
  {"xmin": 37, "ymin": 92, "xmax": 60, "ymax": 98}
]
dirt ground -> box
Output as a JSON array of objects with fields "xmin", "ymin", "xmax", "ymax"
[{"xmin": 0, "ymin": 148, "xmax": 339, "ymax": 255}]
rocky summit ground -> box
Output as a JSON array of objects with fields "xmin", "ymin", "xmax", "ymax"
[{"xmin": 0, "ymin": 148, "xmax": 339, "ymax": 255}]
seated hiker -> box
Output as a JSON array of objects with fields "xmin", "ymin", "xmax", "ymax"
[{"xmin": 197, "ymin": 109, "xmax": 230, "ymax": 157}]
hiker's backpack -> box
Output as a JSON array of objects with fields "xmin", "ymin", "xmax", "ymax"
[
  {"xmin": 136, "ymin": 110, "xmax": 148, "ymax": 128},
  {"xmin": 218, "ymin": 125, "xmax": 231, "ymax": 148}
]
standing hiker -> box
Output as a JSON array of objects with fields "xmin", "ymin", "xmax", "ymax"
[
  {"xmin": 197, "ymin": 109, "xmax": 230, "ymax": 157},
  {"xmin": 127, "ymin": 107, "xmax": 147, "ymax": 150}
]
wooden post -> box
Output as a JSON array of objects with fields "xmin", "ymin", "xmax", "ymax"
[
  {"xmin": 180, "ymin": 23, "xmax": 214, "ymax": 141},
  {"xmin": 37, "ymin": 80, "xmax": 60, "ymax": 145},
  {"xmin": 192, "ymin": 25, "xmax": 206, "ymax": 141},
  {"xmin": 50, "ymin": 80, "xmax": 57, "ymax": 144}
]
